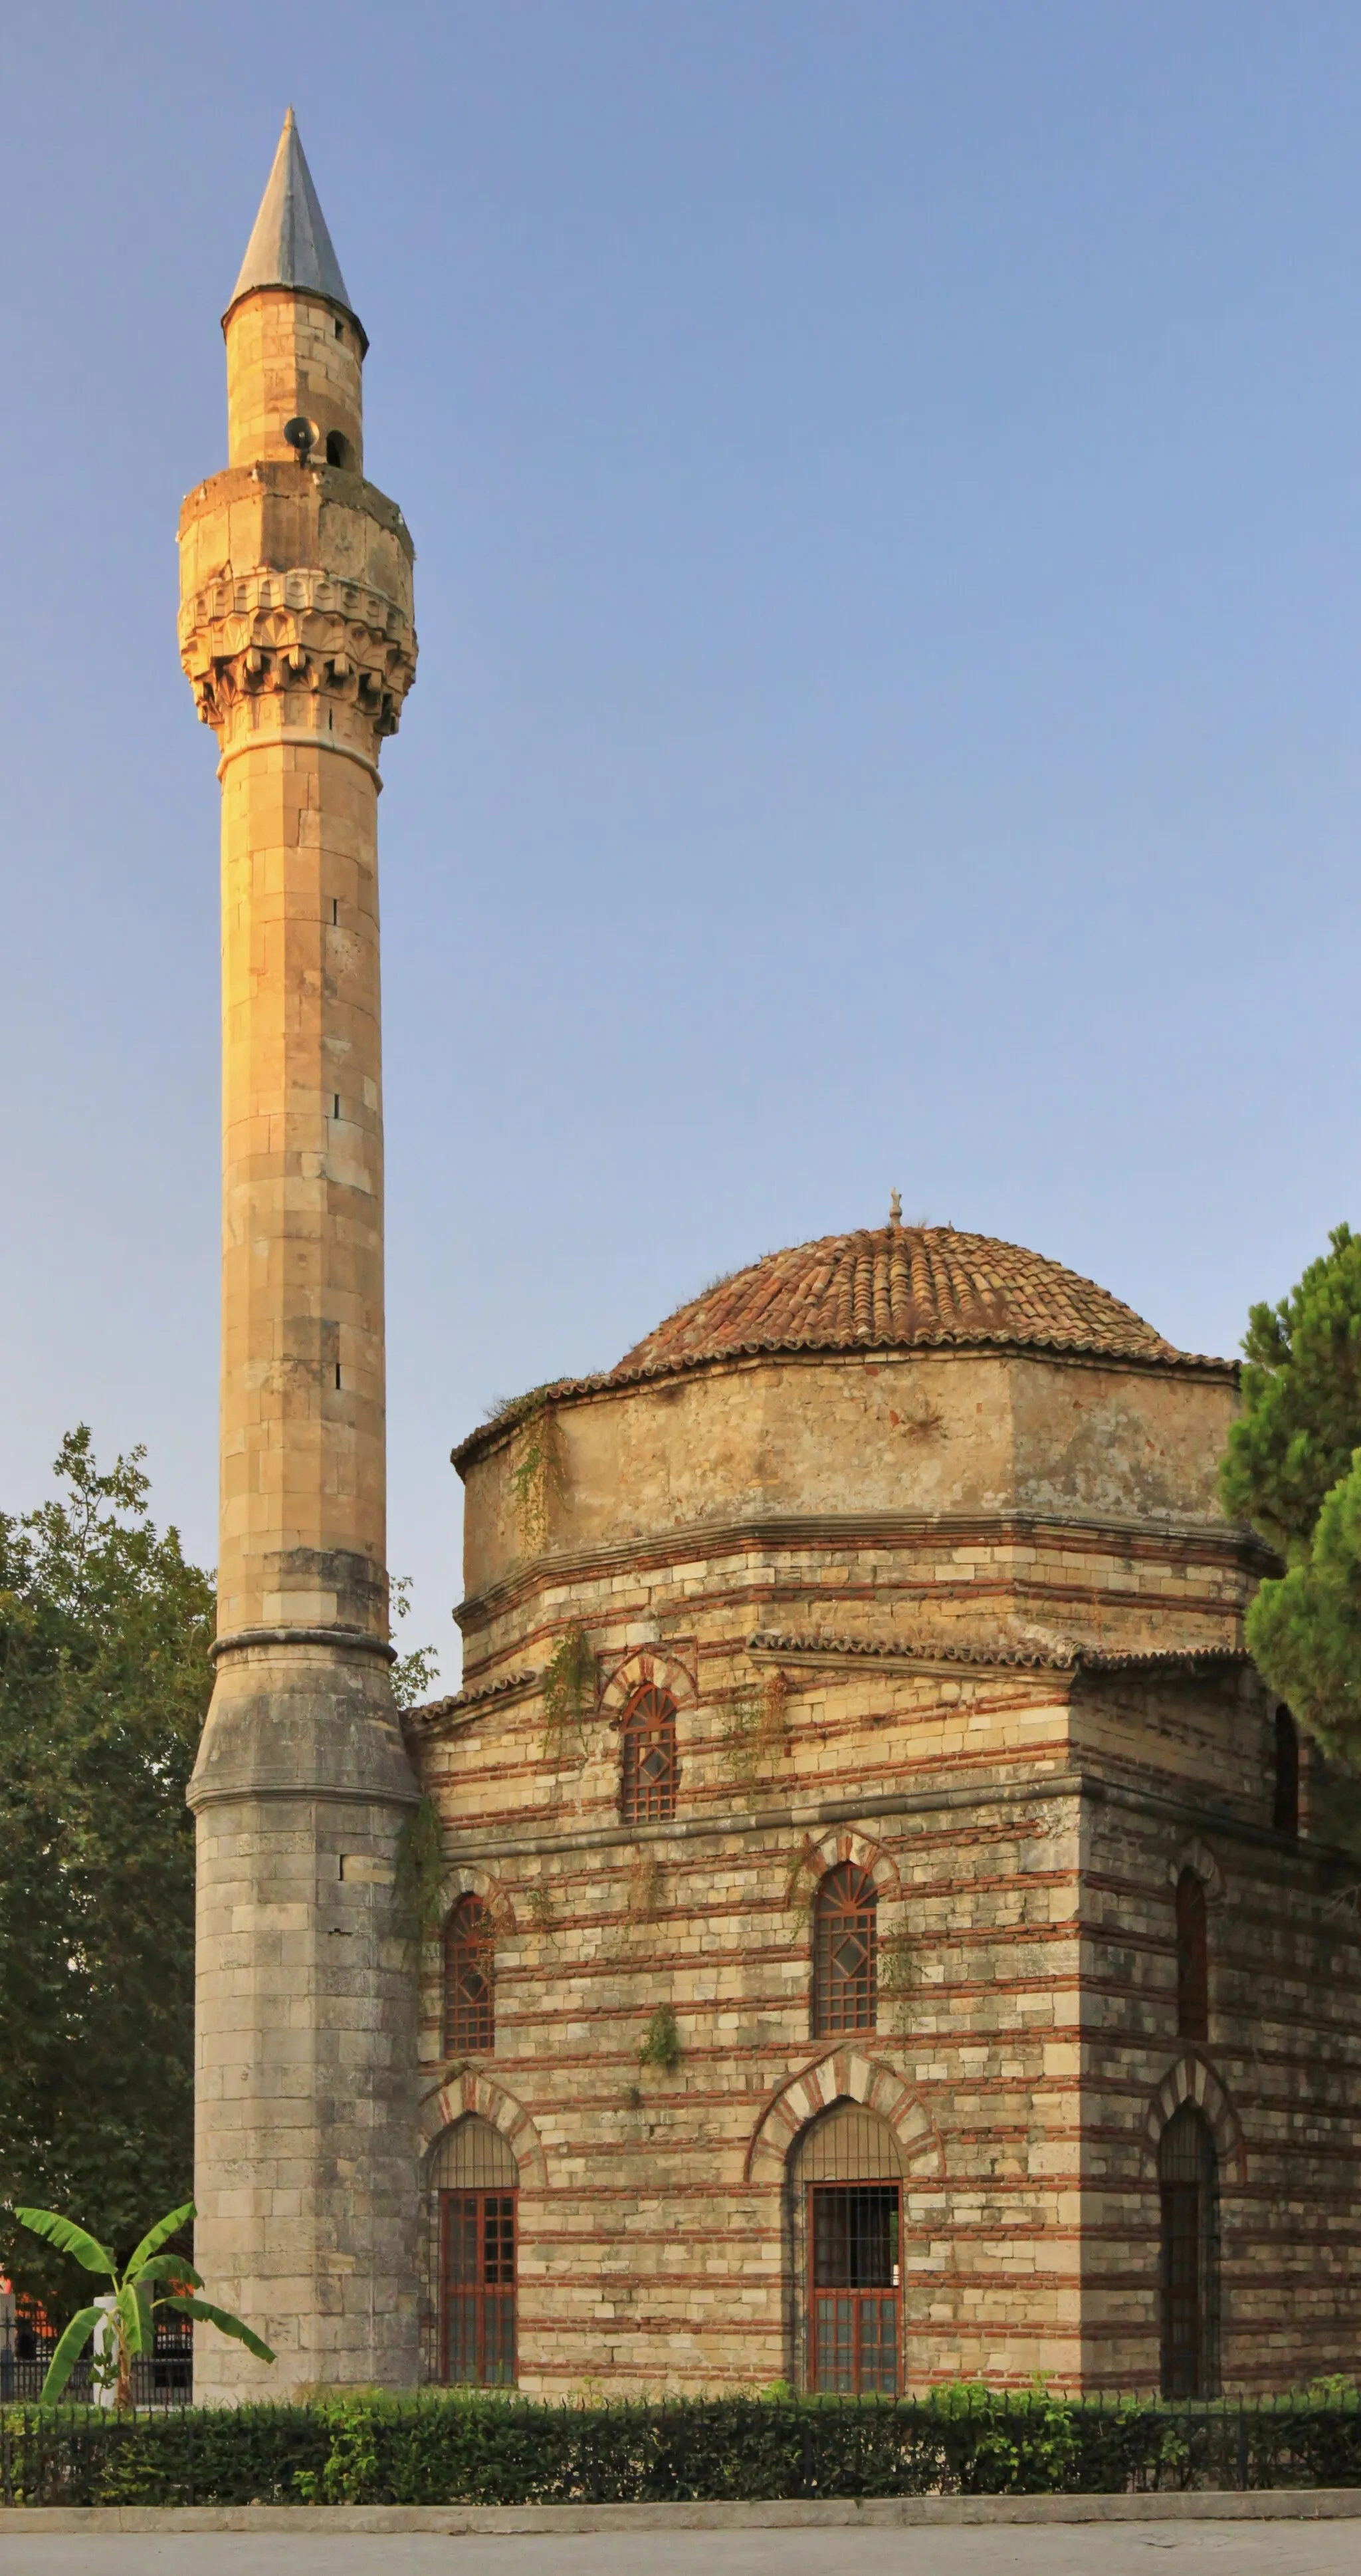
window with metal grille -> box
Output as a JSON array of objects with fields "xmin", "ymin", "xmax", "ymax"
[
  {"xmin": 809, "ymin": 2182, "xmax": 900, "ymax": 2396},
  {"xmin": 1158, "ymin": 2103, "xmax": 1219, "ymax": 2397},
  {"xmin": 1174, "ymin": 1869, "xmax": 1208, "ymax": 2042},
  {"xmin": 423, "ymin": 2116, "xmax": 518, "ymax": 2385},
  {"xmin": 812, "ymin": 1863, "xmax": 878, "ymax": 2036},
  {"xmin": 620, "ymin": 1685, "xmax": 679, "ymax": 1824},
  {"xmin": 443, "ymin": 1894, "xmax": 494, "ymax": 2054},
  {"xmin": 440, "ymin": 2190, "xmax": 516, "ymax": 2386},
  {"xmin": 1273, "ymin": 1704, "xmax": 1300, "ymax": 1837},
  {"xmin": 789, "ymin": 2101, "xmax": 903, "ymax": 2397}
]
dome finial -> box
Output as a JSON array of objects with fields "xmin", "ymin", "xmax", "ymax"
[{"xmin": 889, "ymin": 1189, "xmax": 902, "ymax": 1229}]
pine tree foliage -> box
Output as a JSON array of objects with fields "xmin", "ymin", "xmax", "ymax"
[
  {"xmin": 0, "ymin": 1430, "xmax": 213, "ymax": 2320},
  {"xmin": 1220, "ymin": 1227, "xmax": 1361, "ymax": 1769},
  {"xmin": 1219, "ymin": 1224, "xmax": 1361, "ymax": 1560}
]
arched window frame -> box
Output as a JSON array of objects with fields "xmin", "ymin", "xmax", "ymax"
[
  {"xmin": 811, "ymin": 1863, "xmax": 879, "ymax": 2038},
  {"xmin": 619, "ymin": 1684, "xmax": 679, "ymax": 1825},
  {"xmin": 1273, "ymin": 1704, "xmax": 1300, "ymax": 1837},
  {"xmin": 443, "ymin": 1893, "xmax": 494, "ymax": 2056},
  {"xmin": 1174, "ymin": 1868, "xmax": 1208, "ymax": 2042}
]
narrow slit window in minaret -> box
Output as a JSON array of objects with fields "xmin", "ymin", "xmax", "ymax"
[
  {"xmin": 336, "ymin": 1364, "xmax": 342, "ymax": 1389},
  {"xmin": 332, "ymin": 898, "xmax": 338, "ymax": 924}
]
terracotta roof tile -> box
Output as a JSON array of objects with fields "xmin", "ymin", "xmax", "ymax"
[
  {"xmin": 748, "ymin": 1629, "xmax": 1248, "ymax": 1675},
  {"xmin": 613, "ymin": 1225, "xmax": 1217, "ymax": 1378}
]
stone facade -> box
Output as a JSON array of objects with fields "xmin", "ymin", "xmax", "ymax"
[{"xmin": 411, "ymin": 1240, "xmax": 1361, "ymax": 2395}]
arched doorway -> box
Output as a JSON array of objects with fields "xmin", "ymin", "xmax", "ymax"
[
  {"xmin": 424, "ymin": 2115, "xmax": 518, "ymax": 2386},
  {"xmin": 789, "ymin": 2100, "xmax": 902, "ymax": 2395},
  {"xmin": 1159, "ymin": 2102, "xmax": 1219, "ymax": 2397}
]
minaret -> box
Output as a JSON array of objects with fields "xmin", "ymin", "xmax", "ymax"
[{"xmin": 179, "ymin": 112, "xmax": 420, "ymax": 2398}]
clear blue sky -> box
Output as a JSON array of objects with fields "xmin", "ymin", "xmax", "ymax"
[{"xmin": 3, "ymin": 1, "xmax": 1359, "ymax": 1683}]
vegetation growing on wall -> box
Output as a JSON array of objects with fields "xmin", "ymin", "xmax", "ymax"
[
  {"xmin": 480, "ymin": 1388, "xmax": 570, "ymax": 1556},
  {"xmin": 714, "ymin": 1669, "xmax": 790, "ymax": 1789},
  {"xmin": 626, "ymin": 1850, "xmax": 663, "ymax": 1925},
  {"xmin": 878, "ymin": 1927, "xmax": 922, "ymax": 2037},
  {"xmin": 540, "ymin": 1625, "xmax": 595, "ymax": 1769},
  {"xmin": 393, "ymin": 1794, "xmax": 446, "ymax": 1938},
  {"xmin": 637, "ymin": 2003, "xmax": 682, "ymax": 2075}
]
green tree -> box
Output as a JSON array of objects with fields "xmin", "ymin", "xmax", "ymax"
[
  {"xmin": 0, "ymin": 1429, "xmax": 214, "ymax": 2323},
  {"xmin": 1221, "ymin": 1225, "xmax": 1361, "ymax": 1768}
]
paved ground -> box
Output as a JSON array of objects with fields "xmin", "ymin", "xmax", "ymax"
[{"xmin": 1, "ymin": 2529, "xmax": 1358, "ymax": 2576}]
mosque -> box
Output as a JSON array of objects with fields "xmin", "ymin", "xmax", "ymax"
[{"xmin": 178, "ymin": 114, "xmax": 1361, "ymax": 2406}]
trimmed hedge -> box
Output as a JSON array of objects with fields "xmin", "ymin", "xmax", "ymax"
[{"xmin": 3, "ymin": 2388, "xmax": 1360, "ymax": 2508}]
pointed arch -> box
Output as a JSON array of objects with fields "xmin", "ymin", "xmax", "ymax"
[
  {"xmin": 1143, "ymin": 2052, "xmax": 1245, "ymax": 2185},
  {"xmin": 1166, "ymin": 1839, "xmax": 1224, "ymax": 1908},
  {"xmin": 418, "ymin": 2069, "xmax": 548, "ymax": 2189},
  {"xmin": 443, "ymin": 1862, "xmax": 516, "ymax": 1936},
  {"xmin": 599, "ymin": 1643, "xmax": 696, "ymax": 1726},
  {"xmin": 789, "ymin": 1827, "xmax": 902, "ymax": 1907},
  {"xmin": 745, "ymin": 2048, "xmax": 944, "ymax": 2186}
]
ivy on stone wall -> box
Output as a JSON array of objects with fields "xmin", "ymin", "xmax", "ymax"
[
  {"xmin": 714, "ymin": 1669, "xmax": 790, "ymax": 1790},
  {"xmin": 540, "ymin": 1625, "xmax": 595, "ymax": 1771}
]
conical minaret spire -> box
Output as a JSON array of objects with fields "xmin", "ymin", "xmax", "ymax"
[{"xmin": 229, "ymin": 106, "xmax": 356, "ymax": 320}]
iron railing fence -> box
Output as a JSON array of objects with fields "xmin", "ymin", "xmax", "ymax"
[
  {"xmin": 1, "ymin": 2386, "xmax": 1359, "ymax": 2508},
  {"xmin": 0, "ymin": 2313, "xmax": 191, "ymax": 2410}
]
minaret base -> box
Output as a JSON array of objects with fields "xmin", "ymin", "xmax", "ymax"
[{"xmin": 189, "ymin": 1641, "xmax": 421, "ymax": 2400}]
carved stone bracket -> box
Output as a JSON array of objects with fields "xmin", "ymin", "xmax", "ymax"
[{"xmin": 179, "ymin": 564, "xmax": 418, "ymax": 737}]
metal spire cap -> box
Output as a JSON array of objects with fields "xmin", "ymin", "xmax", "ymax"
[{"xmin": 225, "ymin": 108, "xmax": 361, "ymax": 334}]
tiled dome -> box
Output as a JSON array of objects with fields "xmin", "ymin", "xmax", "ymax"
[{"xmin": 613, "ymin": 1224, "xmax": 1205, "ymax": 1377}]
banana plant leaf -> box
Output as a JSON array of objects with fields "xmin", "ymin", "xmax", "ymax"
[
  {"xmin": 13, "ymin": 2208, "xmax": 115, "ymax": 2278},
  {"xmin": 135, "ymin": 2252, "xmax": 203, "ymax": 2293},
  {"xmin": 126, "ymin": 2200, "xmax": 196, "ymax": 2280},
  {"xmin": 164, "ymin": 2294, "xmax": 275, "ymax": 2363},
  {"xmin": 38, "ymin": 2303, "xmax": 102, "ymax": 2404}
]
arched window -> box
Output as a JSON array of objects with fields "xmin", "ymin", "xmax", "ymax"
[
  {"xmin": 443, "ymin": 1895, "xmax": 494, "ymax": 2055},
  {"xmin": 1273, "ymin": 1704, "xmax": 1300, "ymax": 1837},
  {"xmin": 1175, "ymin": 1869, "xmax": 1208, "ymax": 2042},
  {"xmin": 620, "ymin": 1685, "xmax": 679, "ymax": 1824},
  {"xmin": 425, "ymin": 2115, "xmax": 517, "ymax": 2386},
  {"xmin": 812, "ymin": 1864, "xmax": 878, "ymax": 2037},
  {"xmin": 1158, "ymin": 2103, "xmax": 1219, "ymax": 2397},
  {"xmin": 791, "ymin": 2101, "xmax": 901, "ymax": 2395}
]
